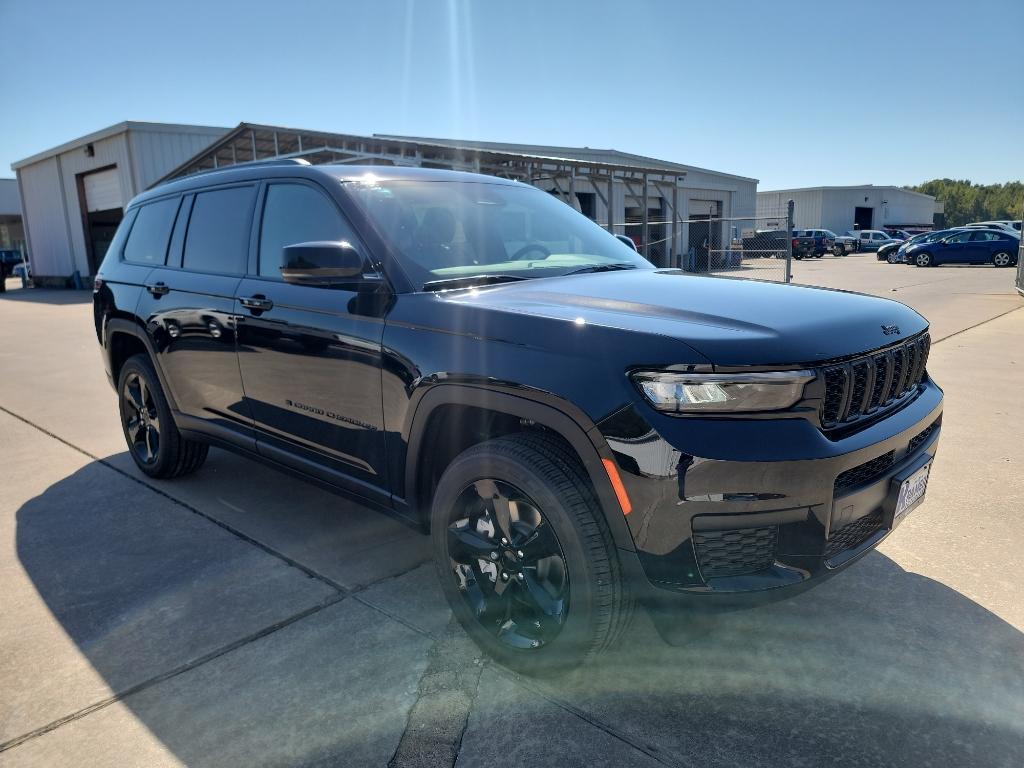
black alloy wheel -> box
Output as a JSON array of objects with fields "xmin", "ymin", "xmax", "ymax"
[
  {"xmin": 116, "ymin": 353, "xmax": 208, "ymax": 478},
  {"xmin": 122, "ymin": 371, "xmax": 161, "ymax": 465},
  {"xmin": 432, "ymin": 433, "xmax": 631, "ymax": 673},
  {"xmin": 446, "ymin": 479, "xmax": 569, "ymax": 650}
]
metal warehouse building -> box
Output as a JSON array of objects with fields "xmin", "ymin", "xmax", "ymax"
[
  {"xmin": 756, "ymin": 185, "xmax": 937, "ymax": 234},
  {"xmin": 0, "ymin": 178, "xmax": 25, "ymax": 253},
  {"xmin": 11, "ymin": 122, "xmax": 229, "ymax": 285},
  {"xmin": 159, "ymin": 124, "xmax": 758, "ymax": 268},
  {"xmin": 12, "ymin": 120, "xmax": 757, "ymax": 283}
]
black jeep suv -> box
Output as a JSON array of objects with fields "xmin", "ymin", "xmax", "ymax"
[{"xmin": 94, "ymin": 162, "xmax": 942, "ymax": 671}]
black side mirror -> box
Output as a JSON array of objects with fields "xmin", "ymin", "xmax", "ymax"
[
  {"xmin": 281, "ymin": 241, "xmax": 364, "ymax": 286},
  {"xmin": 614, "ymin": 234, "xmax": 638, "ymax": 252}
]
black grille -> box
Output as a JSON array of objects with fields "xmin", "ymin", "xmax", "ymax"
[
  {"xmin": 825, "ymin": 512, "xmax": 884, "ymax": 558},
  {"xmin": 868, "ymin": 354, "xmax": 890, "ymax": 411},
  {"xmin": 834, "ymin": 450, "xmax": 896, "ymax": 492},
  {"xmin": 847, "ymin": 360, "xmax": 870, "ymax": 419},
  {"xmin": 820, "ymin": 333, "xmax": 930, "ymax": 429},
  {"xmin": 822, "ymin": 368, "xmax": 847, "ymax": 425},
  {"xmin": 693, "ymin": 526, "xmax": 777, "ymax": 579},
  {"xmin": 908, "ymin": 420, "xmax": 938, "ymax": 454}
]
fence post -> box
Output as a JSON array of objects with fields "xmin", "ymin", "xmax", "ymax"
[{"xmin": 785, "ymin": 199, "xmax": 795, "ymax": 284}]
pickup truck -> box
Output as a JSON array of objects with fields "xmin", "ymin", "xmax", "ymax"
[{"xmin": 791, "ymin": 229, "xmax": 835, "ymax": 259}]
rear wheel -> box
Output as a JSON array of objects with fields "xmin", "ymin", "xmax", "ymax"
[
  {"xmin": 118, "ymin": 354, "xmax": 208, "ymax": 478},
  {"xmin": 992, "ymin": 251, "xmax": 1012, "ymax": 267},
  {"xmin": 431, "ymin": 433, "xmax": 630, "ymax": 674},
  {"xmin": 914, "ymin": 252, "xmax": 933, "ymax": 267}
]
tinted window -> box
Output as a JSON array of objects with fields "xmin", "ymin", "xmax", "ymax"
[
  {"xmin": 258, "ymin": 184, "xmax": 356, "ymax": 279},
  {"xmin": 123, "ymin": 197, "xmax": 180, "ymax": 264},
  {"xmin": 347, "ymin": 180, "xmax": 650, "ymax": 289},
  {"xmin": 183, "ymin": 186, "xmax": 255, "ymax": 274}
]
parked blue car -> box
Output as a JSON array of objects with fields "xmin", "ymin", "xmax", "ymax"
[
  {"xmin": 890, "ymin": 228, "xmax": 966, "ymax": 263},
  {"xmin": 906, "ymin": 229, "xmax": 1019, "ymax": 267}
]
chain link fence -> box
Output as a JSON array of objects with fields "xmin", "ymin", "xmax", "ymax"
[{"xmin": 619, "ymin": 202, "xmax": 795, "ymax": 283}]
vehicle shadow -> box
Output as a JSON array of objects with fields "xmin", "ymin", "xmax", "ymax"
[
  {"xmin": 8, "ymin": 454, "xmax": 433, "ymax": 765},
  {"xmin": 10, "ymin": 458, "xmax": 1024, "ymax": 767},
  {"xmin": 535, "ymin": 552, "xmax": 1024, "ymax": 768},
  {"xmin": 0, "ymin": 285, "xmax": 92, "ymax": 305}
]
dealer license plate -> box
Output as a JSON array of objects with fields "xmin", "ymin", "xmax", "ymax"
[{"xmin": 894, "ymin": 462, "xmax": 931, "ymax": 524}]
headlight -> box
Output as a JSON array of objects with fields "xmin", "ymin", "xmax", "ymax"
[{"xmin": 631, "ymin": 370, "xmax": 815, "ymax": 413}]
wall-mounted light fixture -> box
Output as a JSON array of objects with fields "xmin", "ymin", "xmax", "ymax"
[{"xmin": 84, "ymin": 143, "xmax": 95, "ymax": 157}]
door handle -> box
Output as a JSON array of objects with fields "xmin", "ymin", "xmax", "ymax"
[
  {"xmin": 145, "ymin": 281, "xmax": 170, "ymax": 296},
  {"xmin": 239, "ymin": 295, "xmax": 273, "ymax": 312}
]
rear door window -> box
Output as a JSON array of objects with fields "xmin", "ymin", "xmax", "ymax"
[
  {"xmin": 123, "ymin": 197, "xmax": 180, "ymax": 264},
  {"xmin": 183, "ymin": 186, "xmax": 256, "ymax": 274}
]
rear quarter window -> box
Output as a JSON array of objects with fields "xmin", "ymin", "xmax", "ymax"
[
  {"xmin": 183, "ymin": 186, "xmax": 256, "ymax": 274},
  {"xmin": 123, "ymin": 197, "xmax": 181, "ymax": 264}
]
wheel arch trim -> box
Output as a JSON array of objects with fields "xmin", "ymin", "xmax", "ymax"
[
  {"xmin": 104, "ymin": 317, "xmax": 180, "ymax": 412},
  {"xmin": 403, "ymin": 384, "xmax": 637, "ymax": 552}
]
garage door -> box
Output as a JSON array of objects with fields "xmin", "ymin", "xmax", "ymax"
[{"xmin": 82, "ymin": 168, "xmax": 123, "ymax": 212}]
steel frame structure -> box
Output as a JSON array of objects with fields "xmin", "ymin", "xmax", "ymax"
[{"xmin": 155, "ymin": 123, "xmax": 690, "ymax": 264}]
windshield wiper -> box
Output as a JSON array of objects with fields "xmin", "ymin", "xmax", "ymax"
[
  {"xmin": 421, "ymin": 274, "xmax": 530, "ymax": 292},
  {"xmin": 560, "ymin": 262, "xmax": 639, "ymax": 276}
]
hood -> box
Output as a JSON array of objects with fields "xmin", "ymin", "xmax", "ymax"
[{"xmin": 441, "ymin": 269, "xmax": 927, "ymax": 367}]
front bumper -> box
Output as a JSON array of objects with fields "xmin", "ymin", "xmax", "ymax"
[{"xmin": 599, "ymin": 379, "xmax": 943, "ymax": 609}]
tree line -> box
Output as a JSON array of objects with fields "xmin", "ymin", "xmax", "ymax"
[{"xmin": 907, "ymin": 179, "xmax": 1023, "ymax": 227}]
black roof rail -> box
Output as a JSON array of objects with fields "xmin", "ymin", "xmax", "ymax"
[{"xmin": 167, "ymin": 156, "xmax": 313, "ymax": 183}]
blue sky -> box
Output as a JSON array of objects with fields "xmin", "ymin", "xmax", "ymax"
[{"xmin": 1, "ymin": 0, "xmax": 1021, "ymax": 189}]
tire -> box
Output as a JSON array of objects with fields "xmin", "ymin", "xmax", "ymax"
[
  {"xmin": 992, "ymin": 251, "xmax": 1012, "ymax": 268},
  {"xmin": 835, "ymin": 245, "xmax": 845, "ymax": 257},
  {"xmin": 914, "ymin": 252, "xmax": 933, "ymax": 267},
  {"xmin": 117, "ymin": 353, "xmax": 208, "ymax": 478},
  {"xmin": 431, "ymin": 433, "xmax": 631, "ymax": 674}
]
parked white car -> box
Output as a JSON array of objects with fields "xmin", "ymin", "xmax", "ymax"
[
  {"xmin": 846, "ymin": 230, "xmax": 900, "ymax": 251},
  {"xmin": 964, "ymin": 221, "xmax": 1022, "ymax": 236}
]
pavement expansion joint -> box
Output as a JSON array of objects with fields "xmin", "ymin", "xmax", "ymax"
[{"xmin": 388, "ymin": 618, "xmax": 486, "ymax": 768}]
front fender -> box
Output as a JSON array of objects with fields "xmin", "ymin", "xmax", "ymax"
[{"xmin": 402, "ymin": 382, "xmax": 637, "ymax": 553}]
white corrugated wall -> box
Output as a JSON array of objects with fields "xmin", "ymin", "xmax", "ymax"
[
  {"xmin": 14, "ymin": 124, "xmax": 227, "ymax": 279},
  {"xmin": 17, "ymin": 157, "xmax": 70, "ymax": 276},
  {"xmin": 127, "ymin": 127, "xmax": 227, "ymax": 191}
]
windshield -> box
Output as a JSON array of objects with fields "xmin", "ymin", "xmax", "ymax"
[{"xmin": 344, "ymin": 179, "xmax": 652, "ymax": 290}]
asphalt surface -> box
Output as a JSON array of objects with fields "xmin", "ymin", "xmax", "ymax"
[{"xmin": 1, "ymin": 260, "xmax": 1022, "ymax": 767}]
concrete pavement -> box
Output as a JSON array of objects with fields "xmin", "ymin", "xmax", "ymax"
[{"xmin": 1, "ymin": 260, "xmax": 1022, "ymax": 767}]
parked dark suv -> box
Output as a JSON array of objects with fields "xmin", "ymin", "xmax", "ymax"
[{"xmin": 93, "ymin": 161, "xmax": 943, "ymax": 671}]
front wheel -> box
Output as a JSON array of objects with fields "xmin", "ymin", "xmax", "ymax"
[
  {"xmin": 992, "ymin": 251, "xmax": 1013, "ymax": 267},
  {"xmin": 914, "ymin": 252, "xmax": 933, "ymax": 267},
  {"xmin": 431, "ymin": 434, "xmax": 630, "ymax": 674},
  {"xmin": 835, "ymin": 245, "xmax": 845, "ymax": 257},
  {"xmin": 118, "ymin": 354, "xmax": 208, "ymax": 478}
]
